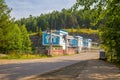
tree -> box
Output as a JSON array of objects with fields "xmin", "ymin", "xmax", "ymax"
[
  {"xmin": 0, "ymin": 0, "xmax": 32, "ymax": 54},
  {"xmin": 76, "ymin": 25, "xmax": 80, "ymax": 34},
  {"xmin": 0, "ymin": 0, "xmax": 15, "ymax": 53},
  {"xmin": 8, "ymin": 24, "xmax": 22, "ymax": 51},
  {"xmin": 16, "ymin": 8, "xmax": 97, "ymax": 32},
  {"xmin": 20, "ymin": 25, "xmax": 31, "ymax": 51},
  {"xmin": 73, "ymin": 0, "xmax": 120, "ymax": 62},
  {"xmin": 38, "ymin": 27, "xmax": 42, "ymax": 37},
  {"xmin": 99, "ymin": 0, "xmax": 120, "ymax": 62},
  {"xmin": 33, "ymin": 19, "xmax": 38, "ymax": 32}
]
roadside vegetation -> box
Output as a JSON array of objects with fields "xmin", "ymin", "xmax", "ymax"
[
  {"xmin": 73, "ymin": 0, "xmax": 120, "ymax": 64},
  {"xmin": 0, "ymin": 53, "xmax": 48, "ymax": 59},
  {"xmin": 29, "ymin": 32, "xmax": 38, "ymax": 36}
]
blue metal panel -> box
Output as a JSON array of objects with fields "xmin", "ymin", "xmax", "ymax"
[
  {"xmin": 83, "ymin": 41, "xmax": 88, "ymax": 47},
  {"xmin": 69, "ymin": 39, "xmax": 78, "ymax": 47},
  {"xmin": 83, "ymin": 39, "xmax": 92, "ymax": 47},
  {"xmin": 42, "ymin": 33, "xmax": 60, "ymax": 45}
]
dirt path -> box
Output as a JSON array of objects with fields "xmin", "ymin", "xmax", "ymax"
[
  {"xmin": 28, "ymin": 60, "xmax": 120, "ymax": 80},
  {"xmin": 0, "ymin": 52, "xmax": 98, "ymax": 65}
]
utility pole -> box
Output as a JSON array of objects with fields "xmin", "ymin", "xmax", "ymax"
[
  {"xmin": 49, "ymin": 29, "xmax": 52, "ymax": 56},
  {"xmin": 65, "ymin": 35, "xmax": 68, "ymax": 54},
  {"xmin": 77, "ymin": 37, "xmax": 80, "ymax": 53},
  {"xmin": 49, "ymin": 14, "xmax": 53, "ymax": 56}
]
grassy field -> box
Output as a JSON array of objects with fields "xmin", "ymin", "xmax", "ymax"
[
  {"xmin": 64, "ymin": 28, "xmax": 98, "ymax": 34},
  {"xmin": 29, "ymin": 29, "xmax": 98, "ymax": 36},
  {"xmin": 29, "ymin": 32, "xmax": 38, "ymax": 36}
]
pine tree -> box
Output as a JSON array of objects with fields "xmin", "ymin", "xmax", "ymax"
[
  {"xmin": 8, "ymin": 24, "xmax": 22, "ymax": 51},
  {"xmin": 38, "ymin": 27, "xmax": 42, "ymax": 37},
  {"xmin": 20, "ymin": 25, "xmax": 31, "ymax": 51}
]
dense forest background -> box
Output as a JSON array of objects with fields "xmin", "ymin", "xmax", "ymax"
[{"xmin": 16, "ymin": 9, "xmax": 99, "ymax": 33}]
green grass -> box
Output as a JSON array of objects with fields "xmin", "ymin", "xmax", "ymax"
[
  {"xmin": 64, "ymin": 28, "xmax": 98, "ymax": 34},
  {"xmin": 28, "ymin": 29, "xmax": 98, "ymax": 37},
  {"xmin": 106, "ymin": 57, "xmax": 120, "ymax": 69},
  {"xmin": 0, "ymin": 53, "xmax": 48, "ymax": 59},
  {"xmin": 115, "ymin": 62, "xmax": 120, "ymax": 68},
  {"xmin": 29, "ymin": 32, "xmax": 38, "ymax": 36}
]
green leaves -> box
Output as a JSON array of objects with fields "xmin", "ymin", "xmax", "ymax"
[
  {"xmin": 20, "ymin": 25, "xmax": 31, "ymax": 51},
  {"xmin": 0, "ymin": 0, "xmax": 31, "ymax": 53},
  {"xmin": 74, "ymin": 0, "xmax": 120, "ymax": 62}
]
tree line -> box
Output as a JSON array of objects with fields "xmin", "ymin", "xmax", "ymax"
[{"xmin": 16, "ymin": 9, "xmax": 98, "ymax": 33}]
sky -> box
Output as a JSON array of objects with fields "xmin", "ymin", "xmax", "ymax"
[{"xmin": 5, "ymin": 0, "xmax": 76, "ymax": 19}]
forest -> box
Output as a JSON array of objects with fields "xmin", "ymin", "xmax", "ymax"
[{"xmin": 16, "ymin": 9, "xmax": 98, "ymax": 33}]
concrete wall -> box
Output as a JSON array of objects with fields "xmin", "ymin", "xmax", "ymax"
[{"xmin": 45, "ymin": 48, "xmax": 76, "ymax": 56}]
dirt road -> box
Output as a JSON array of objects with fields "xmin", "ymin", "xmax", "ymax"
[
  {"xmin": 0, "ymin": 51, "xmax": 120, "ymax": 80},
  {"xmin": 0, "ymin": 52, "xmax": 98, "ymax": 80},
  {"xmin": 28, "ymin": 59, "xmax": 120, "ymax": 80}
]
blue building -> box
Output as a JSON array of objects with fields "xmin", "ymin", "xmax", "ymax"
[
  {"xmin": 42, "ymin": 30, "xmax": 92, "ymax": 51},
  {"xmin": 83, "ymin": 39, "xmax": 92, "ymax": 48}
]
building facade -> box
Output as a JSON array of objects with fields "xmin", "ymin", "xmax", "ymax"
[{"xmin": 42, "ymin": 30, "xmax": 92, "ymax": 55}]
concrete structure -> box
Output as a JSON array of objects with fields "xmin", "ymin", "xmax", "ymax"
[
  {"xmin": 75, "ymin": 36, "xmax": 83, "ymax": 53},
  {"xmin": 83, "ymin": 39, "xmax": 92, "ymax": 48},
  {"xmin": 55, "ymin": 30, "xmax": 68, "ymax": 50},
  {"xmin": 87, "ymin": 39, "xmax": 92, "ymax": 48},
  {"xmin": 42, "ymin": 30, "xmax": 68, "ymax": 50}
]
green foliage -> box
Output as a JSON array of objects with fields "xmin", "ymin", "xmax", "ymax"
[
  {"xmin": 38, "ymin": 27, "xmax": 42, "ymax": 36},
  {"xmin": 0, "ymin": 0, "xmax": 16, "ymax": 53},
  {"xmin": 29, "ymin": 32, "xmax": 38, "ymax": 36},
  {"xmin": 20, "ymin": 25, "xmax": 31, "ymax": 51},
  {"xmin": 8, "ymin": 24, "xmax": 22, "ymax": 50},
  {"xmin": 74, "ymin": 0, "xmax": 120, "ymax": 62},
  {"xmin": 0, "ymin": 53, "xmax": 48, "ymax": 59},
  {"xmin": 65, "ymin": 28, "xmax": 98, "ymax": 34},
  {"xmin": 16, "ymin": 8, "xmax": 98, "ymax": 33},
  {"xmin": 99, "ymin": 0, "xmax": 120, "ymax": 62},
  {"xmin": 0, "ymin": 0, "xmax": 32, "ymax": 54}
]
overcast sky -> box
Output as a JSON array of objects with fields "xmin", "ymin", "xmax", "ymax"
[{"xmin": 5, "ymin": 0, "xmax": 76, "ymax": 19}]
